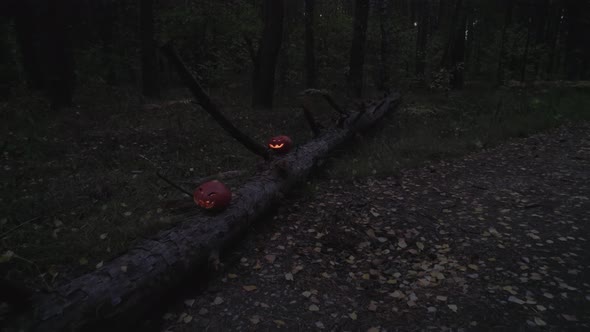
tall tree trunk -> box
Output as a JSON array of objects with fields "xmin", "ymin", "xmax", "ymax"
[
  {"xmin": 520, "ymin": 16, "xmax": 532, "ymax": 83},
  {"xmin": 496, "ymin": 0, "xmax": 513, "ymax": 86},
  {"xmin": 99, "ymin": 0, "xmax": 118, "ymax": 85},
  {"xmin": 140, "ymin": 0, "xmax": 159, "ymax": 97},
  {"xmin": 415, "ymin": 0, "xmax": 429, "ymax": 79},
  {"xmin": 41, "ymin": 0, "xmax": 75, "ymax": 110},
  {"xmin": 564, "ymin": 0, "xmax": 590, "ymax": 80},
  {"xmin": 377, "ymin": 0, "xmax": 393, "ymax": 91},
  {"xmin": 304, "ymin": 0, "xmax": 317, "ymax": 88},
  {"xmin": 450, "ymin": 5, "xmax": 466, "ymax": 89},
  {"xmin": 532, "ymin": 0, "xmax": 549, "ymax": 79},
  {"xmin": 252, "ymin": 0, "xmax": 284, "ymax": 108},
  {"xmin": 545, "ymin": 3, "xmax": 563, "ymax": 79},
  {"xmin": 348, "ymin": 0, "xmax": 370, "ymax": 98},
  {"xmin": 440, "ymin": 0, "xmax": 464, "ymax": 90},
  {"xmin": 14, "ymin": 2, "xmax": 44, "ymax": 90}
]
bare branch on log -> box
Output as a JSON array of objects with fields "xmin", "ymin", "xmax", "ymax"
[
  {"xmin": 242, "ymin": 35, "xmax": 258, "ymax": 66},
  {"xmin": 301, "ymin": 106, "xmax": 322, "ymax": 137},
  {"xmin": 300, "ymin": 89, "xmax": 349, "ymax": 116},
  {"xmin": 156, "ymin": 172, "xmax": 193, "ymax": 198},
  {"xmin": 180, "ymin": 170, "xmax": 245, "ymax": 186},
  {"xmin": 23, "ymin": 93, "xmax": 401, "ymax": 332},
  {"xmin": 160, "ymin": 42, "xmax": 269, "ymax": 160}
]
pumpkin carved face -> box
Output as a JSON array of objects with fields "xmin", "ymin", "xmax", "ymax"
[
  {"xmin": 267, "ymin": 135, "xmax": 293, "ymax": 154},
  {"xmin": 193, "ymin": 180, "xmax": 232, "ymax": 211}
]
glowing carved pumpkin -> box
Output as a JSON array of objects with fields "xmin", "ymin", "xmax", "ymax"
[
  {"xmin": 267, "ymin": 135, "xmax": 293, "ymax": 154},
  {"xmin": 193, "ymin": 180, "xmax": 232, "ymax": 211}
]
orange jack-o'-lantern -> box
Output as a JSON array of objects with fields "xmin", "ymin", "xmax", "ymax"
[
  {"xmin": 193, "ymin": 180, "xmax": 232, "ymax": 211},
  {"xmin": 267, "ymin": 135, "xmax": 293, "ymax": 154}
]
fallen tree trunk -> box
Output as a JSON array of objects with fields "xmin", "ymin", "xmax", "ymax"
[{"xmin": 23, "ymin": 100, "xmax": 401, "ymax": 331}]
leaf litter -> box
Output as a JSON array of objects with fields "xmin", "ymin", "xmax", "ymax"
[{"xmin": 157, "ymin": 124, "xmax": 590, "ymax": 331}]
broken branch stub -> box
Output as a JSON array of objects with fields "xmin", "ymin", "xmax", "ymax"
[{"xmin": 160, "ymin": 42, "xmax": 269, "ymax": 160}]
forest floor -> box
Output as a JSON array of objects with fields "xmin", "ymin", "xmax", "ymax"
[
  {"xmin": 157, "ymin": 122, "xmax": 590, "ymax": 332},
  {"xmin": 1, "ymin": 84, "xmax": 589, "ymax": 327}
]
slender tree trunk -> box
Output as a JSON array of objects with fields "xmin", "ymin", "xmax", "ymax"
[
  {"xmin": 99, "ymin": 1, "xmax": 118, "ymax": 85},
  {"xmin": 377, "ymin": 0, "xmax": 393, "ymax": 91},
  {"xmin": 532, "ymin": 0, "xmax": 548, "ymax": 79},
  {"xmin": 545, "ymin": 4, "xmax": 563, "ymax": 79},
  {"xmin": 564, "ymin": 0, "xmax": 589, "ymax": 80},
  {"xmin": 450, "ymin": 5, "xmax": 466, "ymax": 89},
  {"xmin": 520, "ymin": 16, "xmax": 531, "ymax": 83},
  {"xmin": 252, "ymin": 0, "xmax": 284, "ymax": 108},
  {"xmin": 415, "ymin": 0, "xmax": 429, "ymax": 79},
  {"xmin": 496, "ymin": 0, "xmax": 513, "ymax": 86},
  {"xmin": 41, "ymin": 0, "xmax": 75, "ymax": 110},
  {"xmin": 304, "ymin": 0, "xmax": 317, "ymax": 88},
  {"xmin": 14, "ymin": 3, "xmax": 44, "ymax": 90},
  {"xmin": 348, "ymin": 0, "xmax": 370, "ymax": 98},
  {"xmin": 140, "ymin": 0, "xmax": 159, "ymax": 97}
]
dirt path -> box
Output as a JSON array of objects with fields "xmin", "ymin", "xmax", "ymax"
[{"xmin": 158, "ymin": 122, "xmax": 590, "ymax": 331}]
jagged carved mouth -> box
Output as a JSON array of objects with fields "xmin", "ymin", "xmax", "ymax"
[{"xmin": 269, "ymin": 143, "xmax": 285, "ymax": 149}]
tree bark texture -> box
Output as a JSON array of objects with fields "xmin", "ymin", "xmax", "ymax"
[
  {"xmin": 304, "ymin": 0, "xmax": 317, "ymax": 88},
  {"xmin": 252, "ymin": 0, "xmax": 284, "ymax": 108},
  {"xmin": 377, "ymin": 0, "xmax": 393, "ymax": 92},
  {"xmin": 23, "ymin": 92, "xmax": 401, "ymax": 332},
  {"xmin": 415, "ymin": 0, "xmax": 429, "ymax": 79},
  {"xmin": 348, "ymin": 0, "xmax": 370, "ymax": 98},
  {"xmin": 140, "ymin": 0, "xmax": 160, "ymax": 97}
]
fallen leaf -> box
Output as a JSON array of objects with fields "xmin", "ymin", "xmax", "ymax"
[
  {"xmin": 0, "ymin": 250, "xmax": 15, "ymax": 263},
  {"xmin": 416, "ymin": 242, "xmax": 424, "ymax": 250},
  {"xmin": 508, "ymin": 296, "xmax": 525, "ymax": 305},
  {"xmin": 96, "ymin": 261, "xmax": 103, "ymax": 269},
  {"xmin": 468, "ymin": 264, "xmax": 479, "ymax": 270},
  {"xmin": 309, "ymin": 304, "xmax": 319, "ymax": 311},
  {"xmin": 368, "ymin": 301, "xmax": 378, "ymax": 311},
  {"xmin": 243, "ymin": 285, "xmax": 258, "ymax": 292},
  {"xmin": 534, "ymin": 317, "xmax": 546, "ymax": 326},
  {"xmin": 561, "ymin": 314, "xmax": 578, "ymax": 321},
  {"xmin": 213, "ymin": 297, "xmax": 224, "ymax": 305},
  {"xmin": 183, "ymin": 315, "xmax": 192, "ymax": 323},
  {"xmin": 349, "ymin": 312, "xmax": 358, "ymax": 320},
  {"xmin": 184, "ymin": 299, "xmax": 195, "ymax": 307},
  {"xmin": 228, "ymin": 273, "xmax": 238, "ymax": 279},
  {"xmin": 302, "ymin": 291, "xmax": 312, "ymax": 298},
  {"xmin": 448, "ymin": 304, "xmax": 458, "ymax": 312},
  {"xmin": 249, "ymin": 315, "xmax": 261, "ymax": 324},
  {"xmin": 398, "ymin": 239, "xmax": 407, "ymax": 248},
  {"xmin": 99, "ymin": 233, "xmax": 108, "ymax": 240},
  {"xmin": 436, "ymin": 295, "xmax": 448, "ymax": 302},
  {"xmin": 367, "ymin": 327, "xmax": 380, "ymax": 332},
  {"xmin": 273, "ymin": 320, "xmax": 286, "ymax": 326},
  {"xmin": 264, "ymin": 255, "xmax": 276, "ymax": 263},
  {"xmin": 285, "ymin": 273, "xmax": 294, "ymax": 281},
  {"xmin": 390, "ymin": 290, "xmax": 404, "ymax": 299},
  {"xmin": 315, "ymin": 321, "xmax": 325, "ymax": 329}
]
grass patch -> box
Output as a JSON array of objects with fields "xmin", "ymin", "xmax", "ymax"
[{"xmin": 326, "ymin": 86, "xmax": 590, "ymax": 179}]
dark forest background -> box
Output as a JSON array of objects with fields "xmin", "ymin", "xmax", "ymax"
[{"xmin": 1, "ymin": 0, "xmax": 589, "ymax": 108}]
